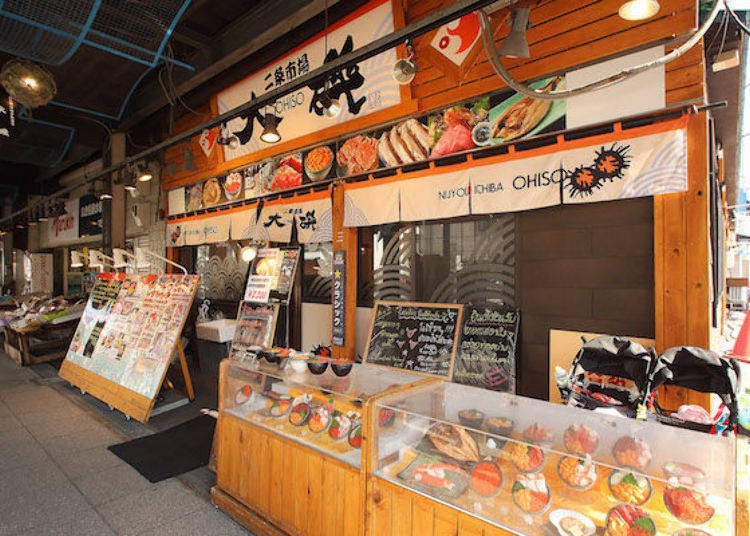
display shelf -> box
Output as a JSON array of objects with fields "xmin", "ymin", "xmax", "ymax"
[{"xmin": 372, "ymin": 382, "xmax": 736, "ymax": 536}]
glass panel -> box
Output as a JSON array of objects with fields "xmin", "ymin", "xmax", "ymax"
[
  {"xmin": 222, "ymin": 360, "xmax": 425, "ymax": 468},
  {"xmin": 374, "ymin": 381, "xmax": 735, "ymax": 535}
]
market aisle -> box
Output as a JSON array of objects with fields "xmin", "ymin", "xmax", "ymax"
[{"xmin": 0, "ymin": 354, "xmax": 252, "ymax": 536}]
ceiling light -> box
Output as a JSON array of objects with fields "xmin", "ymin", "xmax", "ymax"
[
  {"xmin": 0, "ymin": 59, "xmax": 56, "ymax": 108},
  {"xmin": 319, "ymin": 88, "xmax": 341, "ymax": 118},
  {"xmin": 38, "ymin": 203, "xmax": 49, "ymax": 222},
  {"xmin": 260, "ymin": 113, "xmax": 281, "ymax": 143},
  {"xmin": 70, "ymin": 250, "xmax": 84, "ymax": 268},
  {"xmin": 15, "ymin": 221, "xmax": 25, "ymax": 229},
  {"xmin": 497, "ymin": 7, "xmax": 531, "ymax": 58},
  {"xmin": 137, "ymin": 163, "xmax": 153, "ymax": 182},
  {"xmin": 392, "ymin": 58, "xmax": 417, "ymax": 85},
  {"xmin": 240, "ymin": 245, "xmax": 258, "ymax": 262},
  {"xmin": 21, "ymin": 77, "xmax": 37, "ymax": 89},
  {"xmin": 93, "ymin": 179, "xmax": 112, "ymax": 201},
  {"xmin": 619, "ymin": 0, "xmax": 660, "ymax": 21}
]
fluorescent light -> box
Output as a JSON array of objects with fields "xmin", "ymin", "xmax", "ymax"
[{"xmin": 619, "ymin": 0, "xmax": 660, "ymax": 21}]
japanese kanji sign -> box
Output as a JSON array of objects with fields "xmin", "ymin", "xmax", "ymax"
[{"xmin": 216, "ymin": 0, "xmax": 400, "ymax": 160}]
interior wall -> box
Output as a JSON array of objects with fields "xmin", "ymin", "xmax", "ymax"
[{"xmin": 516, "ymin": 197, "xmax": 655, "ymax": 399}]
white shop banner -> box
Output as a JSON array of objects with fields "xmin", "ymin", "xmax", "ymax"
[
  {"xmin": 562, "ymin": 127, "xmax": 687, "ymax": 204},
  {"xmin": 229, "ymin": 207, "xmax": 259, "ymax": 240},
  {"xmin": 344, "ymin": 180, "xmax": 400, "ymax": 227},
  {"xmin": 167, "ymin": 187, "xmax": 186, "ymax": 216},
  {"xmin": 167, "ymin": 221, "xmax": 185, "ymax": 247},
  {"xmin": 400, "ymin": 172, "xmax": 471, "ymax": 222},
  {"xmin": 291, "ymin": 195, "xmax": 333, "ymax": 244},
  {"xmin": 216, "ymin": 0, "xmax": 400, "ymax": 161},
  {"xmin": 183, "ymin": 214, "xmax": 230, "ymax": 245},
  {"xmin": 253, "ymin": 202, "xmax": 295, "ymax": 243},
  {"xmin": 470, "ymin": 153, "xmax": 562, "ymax": 216}
]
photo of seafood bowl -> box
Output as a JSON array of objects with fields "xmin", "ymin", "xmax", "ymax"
[{"xmin": 305, "ymin": 145, "xmax": 334, "ymax": 181}]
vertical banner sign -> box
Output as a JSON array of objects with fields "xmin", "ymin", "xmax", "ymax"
[
  {"xmin": 78, "ymin": 194, "xmax": 103, "ymax": 237},
  {"xmin": 453, "ymin": 306, "xmax": 520, "ymax": 393},
  {"xmin": 332, "ymin": 250, "xmax": 346, "ymax": 346},
  {"xmin": 216, "ymin": 0, "xmax": 400, "ymax": 160}
]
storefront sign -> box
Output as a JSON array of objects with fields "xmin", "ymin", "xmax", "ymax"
[
  {"xmin": 78, "ymin": 194, "xmax": 103, "ymax": 238},
  {"xmin": 453, "ymin": 305, "xmax": 520, "ymax": 393},
  {"xmin": 345, "ymin": 116, "xmax": 689, "ymax": 226},
  {"xmin": 254, "ymin": 201, "xmax": 294, "ymax": 242},
  {"xmin": 216, "ymin": 0, "xmax": 400, "ymax": 160},
  {"xmin": 44, "ymin": 198, "xmax": 79, "ymax": 247},
  {"xmin": 181, "ymin": 214, "xmax": 230, "ymax": 246},
  {"xmin": 364, "ymin": 301, "xmax": 463, "ymax": 377},
  {"xmin": 332, "ymin": 250, "xmax": 346, "ymax": 346}
]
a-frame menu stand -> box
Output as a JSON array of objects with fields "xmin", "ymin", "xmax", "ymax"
[{"xmin": 59, "ymin": 339, "xmax": 194, "ymax": 423}]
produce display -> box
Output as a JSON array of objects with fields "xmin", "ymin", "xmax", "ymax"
[{"xmin": 374, "ymin": 383, "xmax": 734, "ymax": 536}]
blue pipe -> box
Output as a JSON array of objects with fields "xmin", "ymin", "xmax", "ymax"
[
  {"xmin": 58, "ymin": 0, "xmax": 103, "ymax": 65},
  {"xmin": 0, "ymin": 6, "xmax": 193, "ymax": 71},
  {"xmin": 153, "ymin": 0, "xmax": 193, "ymax": 67},
  {"xmin": 49, "ymin": 100, "xmax": 119, "ymax": 121},
  {"xmin": 17, "ymin": 108, "xmax": 76, "ymax": 166}
]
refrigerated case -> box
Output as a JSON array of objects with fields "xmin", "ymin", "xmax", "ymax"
[
  {"xmin": 213, "ymin": 358, "xmax": 434, "ymax": 536},
  {"xmin": 371, "ymin": 381, "xmax": 736, "ymax": 536}
]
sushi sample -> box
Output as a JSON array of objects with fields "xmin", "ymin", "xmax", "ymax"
[
  {"xmin": 549, "ymin": 510, "xmax": 596, "ymax": 536},
  {"xmin": 613, "ymin": 436, "xmax": 652, "ymax": 470},
  {"xmin": 348, "ymin": 423, "xmax": 363, "ymax": 449},
  {"xmin": 523, "ymin": 423, "xmax": 553, "ymax": 444},
  {"xmin": 268, "ymin": 398, "xmax": 292, "ymax": 417},
  {"xmin": 470, "ymin": 461, "xmax": 503, "ymax": 497},
  {"xmin": 609, "ymin": 470, "xmax": 652, "ymax": 506},
  {"xmin": 558, "ymin": 455, "xmax": 597, "ymax": 490},
  {"xmin": 663, "ymin": 485, "xmax": 714, "ymax": 525},
  {"xmin": 457, "ymin": 409, "xmax": 485, "ymax": 429},
  {"xmin": 289, "ymin": 402, "xmax": 311, "ymax": 426},
  {"xmin": 330, "ymin": 360, "xmax": 353, "ymax": 377},
  {"xmin": 234, "ymin": 385, "xmax": 253, "ymax": 406},
  {"xmin": 308, "ymin": 406, "xmax": 332, "ymax": 433},
  {"xmin": 328, "ymin": 412, "xmax": 352, "ymax": 441},
  {"xmin": 411, "ymin": 461, "xmax": 470, "ymax": 499},
  {"xmin": 484, "ymin": 417, "xmax": 514, "ymax": 437},
  {"xmin": 378, "ymin": 407, "xmax": 395, "ymax": 428},
  {"xmin": 511, "ymin": 473, "xmax": 551, "ymax": 515},
  {"xmin": 563, "ymin": 424, "xmax": 599, "ymax": 455},
  {"xmin": 509, "ymin": 442, "xmax": 545, "ymax": 473},
  {"xmin": 605, "ymin": 504, "xmax": 656, "ymax": 536}
]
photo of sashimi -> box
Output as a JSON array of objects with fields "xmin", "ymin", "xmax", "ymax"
[
  {"xmin": 336, "ymin": 135, "xmax": 379, "ymax": 176},
  {"xmin": 377, "ymin": 118, "xmax": 431, "ymax": 167}
]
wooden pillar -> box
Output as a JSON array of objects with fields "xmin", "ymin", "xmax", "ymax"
[
  {"xmin": 654, "ymin": 112, "xmax": 710, "ymax": 409},
  {"xmin": 109, "ymin": 132, "xmax": 126, "ymax": 249},
  {"xmin": 332, "ymin": 185, "xmax": 358, "ymax": 361}
]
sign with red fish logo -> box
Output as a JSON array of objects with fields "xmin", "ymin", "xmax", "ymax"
[{"xmin": 430, "ymin": 13, "xmax": 482, "ymax": 67}]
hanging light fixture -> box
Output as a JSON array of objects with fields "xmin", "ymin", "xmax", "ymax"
[
  {"xmin": 93, "ymin": 179, "xmax": 112, "ymax": 201},
  {"xmin": 392, "ymin": 40, "xmax": 417, "ymax": 85},
  {"xmin": 136, "ymin": 162, "xmax": 153, "ymax": 182},
  {"xmin": 38, "ymin": 201, "xmax": 49, "ymax": 222},
  {"xmin": 260, "ymin": 112, "xmax": 281, "ymax": 143},
  {"xmin": 320, "ymin": 86, "xmax": 342, "ymax": 118},
  {"xmin": 618, "ymin": 0, "xmax": 660, "ymax": 21},
  {"xmin": 0, "ymin": 58, "xmax": 56, "ymax": 108},
  {"xmin": 497, "ymin": 7, "xmax": 531, "ymax": 58}
]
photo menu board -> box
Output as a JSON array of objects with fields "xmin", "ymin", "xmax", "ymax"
[
  {"xmin": 228, "ymin": 301, "xmax": 280, "ymax": 361},
  {"xmin": 364, "ymin": 301, "xmax": 463, "ymax": 378},
  {"xmin": 64, "ymin": 274, "xmax": 199, "ymax": 399},
  {"xmin": 243, "ymin": 247, "xmax": 300, "ymax": 303},
  {"xmin": 452, "ymin": 305, "xmax": 520, "ymax": 393}
]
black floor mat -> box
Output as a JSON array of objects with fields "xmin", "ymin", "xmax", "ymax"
[{"xmin": 108, "ymin": 415, "xmax": 216, "ymax": 483}]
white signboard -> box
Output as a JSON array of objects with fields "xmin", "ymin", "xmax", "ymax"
[
  {"xmin": 29, "ymin": 253, "xmax": 53, "ymax": 294},
  {"xmin": 44, "ymin": 198, "xmax": 79, "ymax": 247},
  {"xmin": 216, "ymin": 0, "xmax": 400, "ymax": 160}
]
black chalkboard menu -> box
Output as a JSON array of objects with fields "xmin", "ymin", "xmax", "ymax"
[
  {"xmin": 452, "ymin": 305, "xmax": 520, "ymax": 392},
  {"xmin": 364, "ymin": 301, "xmax": 463, "ymax": 377}
]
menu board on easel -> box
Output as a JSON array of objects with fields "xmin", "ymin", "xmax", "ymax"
[
  {"xmin": 363, "ymin": 301, "xmax": 463, "ymax": 378},
  {"xmin": 452, "ymin": 305, "xmax": 520, "ymax": 392},
  {"xmin": 59, "ymin": 273, "xmax": 199, "ymax": 422},
  {"xmin": 228, "ymin": 301, "xmax": 280, "ymax": 361},
  {"xmin": 243, "ymin": 247, "xmax": 300, "ymax": 304}
]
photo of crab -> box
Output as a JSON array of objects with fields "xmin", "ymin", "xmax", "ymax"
[{"xmin": 489, "ymin": 76, "xmax": 566, "ymax": 145}]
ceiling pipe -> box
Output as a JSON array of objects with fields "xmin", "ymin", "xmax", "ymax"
[{"xmin": 1, "ymin": 0, "xmax": 511, "ymax": 226}]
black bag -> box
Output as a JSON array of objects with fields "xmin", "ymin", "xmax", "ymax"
[
  {"xmin": 650, "ymin": 346, "xmax": 740, "ymax": 434},
  {"xmin": 565, "ymin": 336, "xmax": 656, "ymax": 418}
]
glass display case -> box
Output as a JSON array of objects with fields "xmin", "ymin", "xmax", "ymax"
[
  {"xmin": 220, "ymin": 358, "xmax": 428, "ymax": 468},
  {"xmin": 373, "ymin": 382, "xmax": 736, "ymax": 536}
]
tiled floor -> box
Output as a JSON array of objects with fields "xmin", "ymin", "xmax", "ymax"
[{"xmin": 0, "ymin": 353, "xmax": 252, "ymax": 536}]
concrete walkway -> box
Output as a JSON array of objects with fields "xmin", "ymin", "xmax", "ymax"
[{"xmin": 0, "ymin": 353, "xmax": 251, "ymax": 536}]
